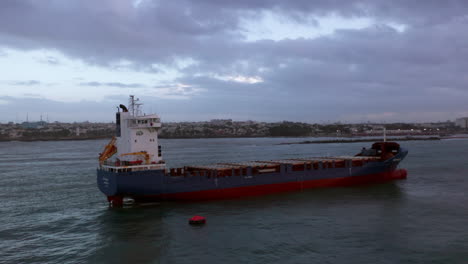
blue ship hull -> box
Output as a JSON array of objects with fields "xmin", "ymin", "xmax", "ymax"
[{"xmin": 97, "ymin": 147, "xmax": 408, "ymax": 204}]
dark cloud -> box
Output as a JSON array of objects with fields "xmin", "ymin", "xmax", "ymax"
[
  {"xmin": 79, "ymin": 81, "xmax": 146, "ymax": 88},
  {"xmin": 1, "ymin": 0, "xmax": 468, "ymax": 122}
]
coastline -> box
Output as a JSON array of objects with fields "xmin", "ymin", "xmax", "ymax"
[
  {"xmin": 1, "ymin": 135, "xmax": 463, "ymax": 143},
  {"xmin": 277, "ymin": 136, "xmax": 443, "ymax": 145},
  {"xmin": 0, "ymin": 135, "xmax": 111, "ymax": 142}
]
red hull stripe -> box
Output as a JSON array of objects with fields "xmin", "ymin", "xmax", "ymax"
[{"xmin": 113, "ymin": 169, "xmax": 407, "ymax": 202}]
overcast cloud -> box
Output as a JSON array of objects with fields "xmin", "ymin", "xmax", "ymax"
[{"xmin": 1, "ymin": 0, "xmax": 467, "ymax": 123}]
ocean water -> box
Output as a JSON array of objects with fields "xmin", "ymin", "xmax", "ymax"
[{"xmin": 1, "ymin": 138, "xmax": 467, "ymax": 264}]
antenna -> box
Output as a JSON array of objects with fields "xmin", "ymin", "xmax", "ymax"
[
  {"xmin": 129, "ymin": 95, "xmax": 135, "ymax": 116},
  {"xmin": 128, "ymin": 95, "xmax": 142, "ymax": 116},
  {"xmin": 135, "ymin": 98, "xmax": 142, "ymax": 116}
]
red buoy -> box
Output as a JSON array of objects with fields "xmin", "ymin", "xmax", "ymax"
[{"xmin": 189, "ymin": 215, "xmax": 206, "ymax": 225}]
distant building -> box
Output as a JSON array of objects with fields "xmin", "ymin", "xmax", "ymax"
[
  {"xmin": 210, "ymin": 119, "xmax": 232, "ymax": 125},
  {"xmin": 21, "ymin": 121, "xmax": 47, "ymax": 129},
  {"xmin": 455, "ymin": 117, "xmax": 468, "ymax": 129},
  {"xmin": 415, "ymin": 122, "xmax": 453, "ymax": 128}
]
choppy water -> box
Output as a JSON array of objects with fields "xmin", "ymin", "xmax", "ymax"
[{"xmin": 1, "ymin": 138, "xmax": 468, "ymax": 264}]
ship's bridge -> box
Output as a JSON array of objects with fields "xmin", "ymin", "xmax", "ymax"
[{"xmin": 128, "ymin": 115, "xmax": 161, "ymax": 129}]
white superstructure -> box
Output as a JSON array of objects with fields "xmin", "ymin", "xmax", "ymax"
[{"xmin": 99, "ymin": 96, "xmax": 165, "ymax": 168}]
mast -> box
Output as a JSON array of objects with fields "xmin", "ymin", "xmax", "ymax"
[
  {"xmin": 129, "ymin": 95, "xmax": 143, "ymax": 116},
  {"xmin": 129, "ymin": 95, "xmax": 135, "ymax": 116}
]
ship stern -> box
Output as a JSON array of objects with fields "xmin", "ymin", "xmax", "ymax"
[{"xmin": 97, "ymin": 168, "xmax": 118, "ymax": 196}]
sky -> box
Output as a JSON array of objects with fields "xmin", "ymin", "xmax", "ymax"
[{"xmin": 1, "ymin": 0, "xmax": 468, "ymax": 123}]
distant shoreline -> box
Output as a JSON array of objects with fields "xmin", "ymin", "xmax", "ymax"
[
  {"xmin": 0, "ymin": 136, "xmax": 111, "ymax": 142},
  {"xmin": 277, "ymin": 136, "xmax": 444, "ymax": 145},
  {"xmin": 1, "ymin": 135, "xmax": 465, "ymax": 143}
]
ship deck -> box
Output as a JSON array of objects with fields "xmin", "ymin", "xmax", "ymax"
[
  {"xmin": 176, "ymin": 156, "xmax": 381, "ymax": 177},
  {"xmin": 100, "ymin": 155, "xmax": 381, "ymax": 176}
]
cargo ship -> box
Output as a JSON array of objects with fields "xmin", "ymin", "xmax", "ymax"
[{"xmin": 97, "ymin": 96, "xmax": 408, "ymax": 206}]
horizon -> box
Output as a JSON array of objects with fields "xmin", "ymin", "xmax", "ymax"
[
  {"xmin": 1, "ymin": 115, "xmax": 458, "ymax": 126},
  {"xmin": 1, "ymin": 1, "xmax": 468, "ymax": 123}
]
